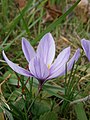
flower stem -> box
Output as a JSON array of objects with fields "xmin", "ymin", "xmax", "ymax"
[{"xmin": 27, "ymin": 83, "xmax": 41, "ymax": 113}]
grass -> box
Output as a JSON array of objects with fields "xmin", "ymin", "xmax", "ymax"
[{"xmin": 0, "ymin": 0, "xmax": 90, "ymax": 120}]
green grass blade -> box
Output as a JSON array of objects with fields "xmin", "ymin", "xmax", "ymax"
[
  {"xmin": 0, "ymin": 0, "xmax": 43, "ymax": 36},
  {"xmin": 17, "ymin": 7, "xmax": 30, "ymax": 36},
  {"xmin": 1, "ymin": 17, "xmax": 41, "ymax": 51},
  {"xmin": 1, "ymin": 0, "xmax": 8, "ymax": 19},
  {"xmin": 75, "ymin": 102, "xmax": 88, "ymax": 120}
]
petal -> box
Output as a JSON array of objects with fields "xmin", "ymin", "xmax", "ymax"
[
  {"xmin": 22, "ymin": 37, "xmax": 36, "ymax": 63},
  {"xmin": 2, "ymin": 51, "xmax": 32, "ymax": 77},
  {"xmin": 67, "ymin": 48, "xmax": 80, "ymax": 71},
  {"xmin": 37, "ymin": 33, "xmax": 55, "ymax": 66},
  {"xmin": 29, "ymin": 56, "xmax": 49, "ymax": 81},
  {"xmin": 81, "ymin": 39, "xmax": 90, "ymax": 61},
  {"xmin": 50, "ymin": 47, "xmax": 70, "ymax": 75},
  {"xmin": 47, "ymin": 48, "xmax": 80, "ymax": 80},
  {"xmin": 47, "ymin": 64, "xmax": 66, "ymax": 80}
]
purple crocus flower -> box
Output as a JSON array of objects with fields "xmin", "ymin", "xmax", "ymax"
[
  {"xmin": 81, "ymin": 39, "xmax": 90, "ymax": 61},
  {"xmin": 3, "ymin": 33, "xmax": 80, "ymax": 89}
]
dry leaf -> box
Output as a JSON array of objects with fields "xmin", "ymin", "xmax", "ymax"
[
  {"xmin": 42, "ymin": 0, "xmax": 62, "ymax": 23},
  {"xmin": 15, "ymin": 0, "xmax": 27, "ymax": 8},
  {"xmin": 73, "ymin": 0, "xmax": 90, "ymax": 23},
  {"xmin": 0, "ymin": 113, "xmax": 4, "ymax": 120}
]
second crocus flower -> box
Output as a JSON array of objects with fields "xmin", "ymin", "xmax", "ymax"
[{"xmin": 81, "ymin": 39, "xmax": 90, "ymax": 61}]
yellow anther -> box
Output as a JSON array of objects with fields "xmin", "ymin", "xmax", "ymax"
[{"xmin": 48, "ymin": 64, "xmax": 50, "ymax": 69}]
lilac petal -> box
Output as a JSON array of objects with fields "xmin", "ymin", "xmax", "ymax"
[
  {"xmin": 81, "ymin": 39, "xmax": 90, "ymax": 61},
  {"xmin": 29, "ymin": 56, "xmax": 49, "ymax": 81},
  {"xmin": 50, "ymin": 47, "xmax": 70, "ymax": 75},
  {"xmin": 47, "ymin": 48, "xmax": 80, "ymax": 80},
  {"xmin": 37, "ymin": 33, "xmax": 55, "ymax": 66},
  {"xmin": 22, "ymin": 37, "xmax": 36, "ymax": 63},
  {"xmin": 2, "ymin": 51, "xmax": 32, "ymax": 77},
  {"xmin": 47, "ymin": 64, "xmax": 66, "ymax": 80},
  {"xmin": 67, "ymin": 48, "xmax": 80, "ymax": 71}
]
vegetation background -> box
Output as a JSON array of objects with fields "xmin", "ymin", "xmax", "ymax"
[{"xmin": 0, "ymin": 0, "xmax": 90, "ymax": 120}]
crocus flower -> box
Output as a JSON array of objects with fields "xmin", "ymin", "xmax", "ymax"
[
  {"xmin": 3, "ymin": 33, "xmax": 80, "ymax": 89},
  {"xmin": 81, "ymin": 39, "xmax": 90, "ymax": 61}
]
